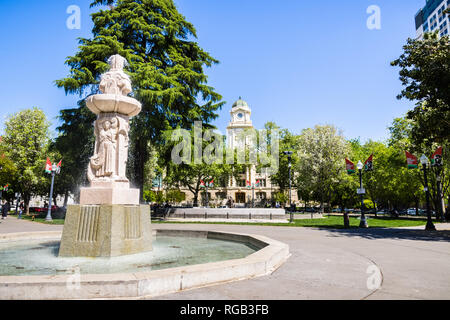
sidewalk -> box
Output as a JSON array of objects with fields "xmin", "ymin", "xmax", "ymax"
[
  {"xmin": 0, "ymin": 216, "xmax": 63, "ymax": 234},
  {"xmin": 399, "ymin": 222, "xmax": 450, "ymax": 231}
]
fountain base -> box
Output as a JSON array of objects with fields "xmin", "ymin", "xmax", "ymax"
[{"xmin": 59, "ymin": 204, "xmax": 152, "ymax": 257}]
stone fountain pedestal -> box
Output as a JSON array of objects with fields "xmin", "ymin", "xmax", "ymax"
[
  {"xmin": 59, "ymin": 54, "xmax": 152, "ymax": 257},
  {"xmin": 59, "ymin": 204, "xmax": 152, "ymax": 257}
]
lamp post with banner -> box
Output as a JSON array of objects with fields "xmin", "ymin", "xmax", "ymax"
[
  {"xmin": 283, "ymin": 151, "xmax": 293, "ymax": 222},
  {"xmin": 14, "ymin": 192, "xmax": 21, "ymax": 218},
  {"xmin": 45, "ymin": 160, "xmax": 61, "ymax": 222},
  {"xmin": 0, "ymin": 184, "xmax": 9, "ymax": 202},
  {"xmin": 431, "ymin": 146, "xmax": 445, "ymax": 222},
  {"xmin": 420, "ymin": 155, "xmax": 436, "ymax": 231},
  {"xmin": 201, "ymin": 178, "xmax": 214, "ymax": 208},
  {"xmin": 357, "ymin": 161, "xmax": 368, "ymax": 228},
  {"xmin": 247, "ymin": 180, "xmax": 261, "ymax": 208},
  {"xmin": 0, "ymin": 165, "xmax": 2, "ymax": 200}
]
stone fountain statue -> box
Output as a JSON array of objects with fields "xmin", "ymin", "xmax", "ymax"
[{"xmin": 59, "ymin": 55, "xmax": 152, "ymax": 257}]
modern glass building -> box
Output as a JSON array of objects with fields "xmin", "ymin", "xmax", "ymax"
[{"xmin": 415, "ymin": 0, "xmax": 449, "ymax": 39}]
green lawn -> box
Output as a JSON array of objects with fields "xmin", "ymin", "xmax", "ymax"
[
  {"xmin": 21, "ymin": 215, "xmax": 65, "ymax": 225},
  {"xmin": 18, "ymin": 213, "xmax": 434, "ymax": 229},
  {"xmin": 152, "ymin": 215, "xmax": 433, "ymax": 229}
]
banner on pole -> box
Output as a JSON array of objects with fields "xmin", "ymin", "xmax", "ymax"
[
  {"xmin": 431, "ymin": 146, "xmax": 443, "ymax": 167},
  {"xmin": 364, "ymin": 154, "xmax": 374, "ymax": 171},
  {"xmin": 405, "ymin": 151, "xmax": 418, "ymax": 169},
  {"xmin": 56, "ymin": 160, "xmax": 62, "ymax": 174},
  {"xmin": 346, "ymin": 159, "xmax": 355, "ymax": 174}
]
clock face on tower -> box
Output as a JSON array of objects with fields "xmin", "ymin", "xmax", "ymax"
[{"xmin": 237, "ymin": 113, "xmax": 244, "ymax": 120}]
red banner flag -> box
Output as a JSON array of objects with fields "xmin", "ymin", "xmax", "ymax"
[
  {"xmin": 405, "ymin": 151, "xmax": 418, "ymax": 169},
  {"xmin": 45, "ymin": 158, "xmax": 52, "ymax": 173},
  {"xmin": 431, "ymin": 146, "xmax": 443, "ymax": 167},
  {"xmin": 55, "ymin": 160, "xmax": 62, "ymax": 174},
  {"xmin": 346, "ymin": 159, "xmax": 355, "ymax": 174},
  {"xmin": 364, "ymin": 154, "xmax": 374, "ymax": 171}
]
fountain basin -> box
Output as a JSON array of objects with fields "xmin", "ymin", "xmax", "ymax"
[
  {"xmin": 86, "ymin": 94, "xmax": 142, "ymax": 117},
  {"xmin": 0, "ymin": 229, "xmax": 289, "ymax": 300}
]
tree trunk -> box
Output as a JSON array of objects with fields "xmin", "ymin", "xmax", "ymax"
[
  {"xmin": 193, "ymin": 194, "xmax": 199, "ymax": 207},
  {"xmin": 436, "ymin": 180, "xmax": 445, "ymax": 221},
  {"xmin": 63, "ymin": 190, "xmax": 69, "ymax": 207},
  {"xmin": 320, "ymin": 193, "xmax": 324, "ymax": 213},
  {"xmin": 343, "ymin": 212, "xmax": 350, "ymax": 228},
  {"xmin": 24, "ymin": 194, "xmax": 30, "ymax": 215},
  {"xmin": 192, "ymin": 187, "xmax": 200, "ymax": 207},
  {"xmin": 53, "ymin": 194, "xmax": 58, "ymax": 207},
  {"xmin": 446, "ymin": 194, "xmax": 450, "ymax": 221}
]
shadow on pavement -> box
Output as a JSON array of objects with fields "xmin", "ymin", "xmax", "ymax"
[{"xmin": 319, "ymin": 227, "xmax": 450, "ymax": 242}]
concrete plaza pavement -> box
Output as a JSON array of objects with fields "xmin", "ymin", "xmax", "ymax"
[{"xmin": 1, "ymin": 216, "xmax": 449, "ymax": 300}]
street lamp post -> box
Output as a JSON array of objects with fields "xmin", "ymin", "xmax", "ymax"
[
  {"xmin": 252, "ymin": 183, "xmax": 255, "ymax": 208},
  {"xmin": 14, "ymin": 192, "xmax": 21, "ymax": 218},
  {"xmin": 45, "ymin": 163, "xmax": 59, "ymax": 222},
  {"xmin": 205, "ymin": 180, "xmax": 209, "ymax": 208},
  {"xmin": 0, "ymin": 165, "xmax": 3, "ymax": 201},
  {"xmin": 284, "ymin": 151, "xmax": 293, "ymax": 223},
  {"xmin": 420, "ymin": 155, "xmax": 436, "ymax": 231},
  {"xmin": 357, "ymin": 161, "xmax": 368, "ymax": 228}
]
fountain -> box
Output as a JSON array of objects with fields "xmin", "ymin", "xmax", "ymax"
[
  {"xmin": 59, "ymin": 54, "xmax": 152, "ymax": 257},
  {"xmin": 0, "ymin": 55, "xmax": 290, "ymax": 300}
]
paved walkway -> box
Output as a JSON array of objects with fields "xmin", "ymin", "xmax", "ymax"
[
  {"xmin": 1, "ymin": 217, "xmax": 449, "ymax": 300},
  {"xmin": 0, "ymin": 216, "xmax": 63, "ymax": 233}
]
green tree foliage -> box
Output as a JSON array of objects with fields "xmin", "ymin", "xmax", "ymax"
[
  {"xmin": 330, "ymin": 172, "xmax": 358, "ymax": 211},
  {"xmin": 391, "ymin": 31, "xmax": 450, "ymax": 218},
  {"xmin": 391, "ymin": 32, "xmax": 450, "ymax": 144},
  {"xmin": 295, "ymin": 125, "xmax": 350, "ymax": 212},
  {"xmin": 272, "ymin": 191, "xmax": 288, "ymax": 205},
  {"xmin": 351, "ymin": 138, "xmax": 423, "ymax": 212},
  {"xmin": 266, "ymin": 122, "xmax": 298, "ymax": 193},
  {"xmin": 143, "ymin": 190, "xmax": 165, "ymax": 204},
  {"xmin": 389, "ymin": 116, "xmax": 449, "ymax": 220},
  {"xmin": 0, "ymin": 139, "xmax": 17, "ymax": 201},
  {"xmin": 2, "ymin": 108, "xmax": 51, "ymax": 212},
  {"xmin": 55, "ymin": 0, "xmax": 224, "ymax": 195},
  {"xmin": 165, "ymin": 189, "xmax": 186, "ymax": 204},
  {"xmin": 162, "ymin": 128, "xmax": 236, "ymax": 207},
  {"xmin": 142, "ymin": 141, "xmax": 162, "ymax": 192}
]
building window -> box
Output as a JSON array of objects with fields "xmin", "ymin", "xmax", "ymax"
[
  {"xmin": 257, "ymin": 179, "xmax": 267, "ymax": 187},
  {"xmin": 216, "ymin": 192, "xmax": 227, "ymax": 200},
  {"xmin": 237, "ymin": 179, "xmax": 246, "ymax": 187},
  {"xmin": 256, "ymin": 192, "xmax": 267, "ymax": 201},
  {"xmin": 220, "ymin": 178, "xmax": 228, "ymax": 188}
]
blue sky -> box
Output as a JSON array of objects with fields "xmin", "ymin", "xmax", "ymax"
[{"xmin": 0, "ymin": 0, "xmax": 425, "ymax": 142}]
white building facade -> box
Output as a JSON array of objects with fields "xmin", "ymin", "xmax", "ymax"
[{"xmin": 415, "ymin": 0, "xmax": 449, "ymax": 39}]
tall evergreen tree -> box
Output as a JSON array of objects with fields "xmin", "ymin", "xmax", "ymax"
[
  {"xmin": 51, "ymin": 101, "xmax": 97, "ymax": 203},
  {"xmin": 55, "ymin": 0, "xmax": 224, "ymax": 195}
]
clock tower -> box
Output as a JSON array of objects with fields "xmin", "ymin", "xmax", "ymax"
[
  {"xmin": 227, "ymin": 97, "xmax": 254, "ymax": 150},
  {"xmin": 226, "ymin": 97, "xmax": 256, "ymax": 194}
]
